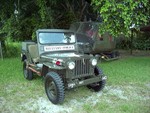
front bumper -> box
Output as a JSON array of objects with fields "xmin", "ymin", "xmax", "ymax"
[{"xmin": 67, "ymin": 75, "xmax": 107, "ymax": 89}]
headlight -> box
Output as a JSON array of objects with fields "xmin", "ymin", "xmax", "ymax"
[
  {"xmin": 68, "ymin": 61, "xmax": 75, "ymax": 70},
  {"xmin": 91, "ymin": 59, "xmax": 97, "ymax": 66}
]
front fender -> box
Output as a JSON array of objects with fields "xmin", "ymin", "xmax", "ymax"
[
  {"xmin": 41, "ymin": 64, "xmax": 49, "ymax": 77},
  {"xmin": 43, "ymin": 62, "xmax": 66, "ymax": 70},
  {"xmin": 41, "ymin": 63, "xmax": 66, "ymax": 76},
  {"xmin": 94, "ymin": 66, "xmax": 104, "ymax": 76}
]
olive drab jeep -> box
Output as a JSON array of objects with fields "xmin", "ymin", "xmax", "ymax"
[{"xmin": 21, "ymin": 29, "xmax": 107, "ymax": 104}]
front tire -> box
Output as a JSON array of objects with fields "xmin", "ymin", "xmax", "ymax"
[
  {"xmin": 45, "ymin": 72, "xmax": 65, "ymax": 104},
  {"xmin": 87, "ymin": 66, "xmax": 106, "ymax": 92},
  {"xmin": 23, "ymin": 61, "xmax": 33, "ymax": 80}
]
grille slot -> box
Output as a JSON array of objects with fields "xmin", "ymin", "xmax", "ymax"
[{"xmin": 73, "ymin": 59, "xmax": 91, "ymax": 77}]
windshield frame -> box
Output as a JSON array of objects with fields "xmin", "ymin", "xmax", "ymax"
[{"xmin": 38, "ymin": 32, "xmax": 76, "ymax": 44}]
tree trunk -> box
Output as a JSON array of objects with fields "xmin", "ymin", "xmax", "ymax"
[{"xmin": 130, "ymin": 30, "xmax": 133, "ymax": 55}]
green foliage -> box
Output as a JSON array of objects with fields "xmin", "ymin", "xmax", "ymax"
[
  {"xmin": 134, "ymin": 32, "xmax": 150, "ymax": 50},
  {"xmin": 37, "ymin": 0, "xmax": 47, "ymax": 22},
  {"xmin": 116, "ymin": 31, "xmax": 150, "ymax": 50},
  {"xmin": 116, "ymin": 38, "xmax": 131, "ymax": 49},
  {"xmin": 4, "ymin": 42, "xmax": 21, "ymax": 58},
  {"xmin": 1, "ymin": 0, "xmax": 93, "ymax": 57},
  {"xmin": 92, "ymin": 0, "xmax": 150, "ymax": 36},
  {"xmin": 0, "ymin": 0, "xmax": 89, "ymax": 42}
]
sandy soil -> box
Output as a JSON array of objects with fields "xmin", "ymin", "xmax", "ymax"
[{"xmin": 11, "ymin": 84, "xmax": 149, "ymax": 113}]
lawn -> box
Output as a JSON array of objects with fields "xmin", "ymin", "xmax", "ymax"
[{"xmin": 0, "ymin": 56, "xmax": 150, "ymax": 113}]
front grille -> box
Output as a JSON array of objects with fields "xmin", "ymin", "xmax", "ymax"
[{"xmin": 73, "ymin": 59, "xmax": 92, "ymax": 77}]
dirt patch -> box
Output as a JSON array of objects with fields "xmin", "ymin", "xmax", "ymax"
[
  {"xmin": 0, "ymin": 97, "xmax": 6, "ymax": 108},
  {"xmin": 105, "ymin": 86, "xmax": 128, "ymax": 100},
  {"xmin": 21, "ymin": 97, "xmax": 72, "ymax": 113},
  {"xmin": 1, "ymin": 84, "xmax": 149, "ymax": 112},
  {"xmin": 13, "ymin": 85, "xmax": 149, "ymax": 113}
]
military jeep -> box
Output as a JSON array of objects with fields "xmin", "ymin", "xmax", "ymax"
[{"xmin": 21, "ymin": 29, "xmax": 107, "ymax": 104}]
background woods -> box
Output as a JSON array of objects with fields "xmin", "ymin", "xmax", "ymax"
[
  {"xmin": 0, "ymin": 0, "xmax": 150, "ymax": 57},
  {"xmin": 0, "ymin": 0, "xmax": 95, "ymax": 41},
  {"xmin": 0, "ymin": 0, "xmax": 149, "ymax": 40}
]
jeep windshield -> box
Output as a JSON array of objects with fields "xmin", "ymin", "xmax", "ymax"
[
  {"xmin": 70, "ymin": 22, "xmax": 99, "ymax": 38},
  {"xmin": 39, "ymin": 32, "xmax": 76, "ymax": 44}
]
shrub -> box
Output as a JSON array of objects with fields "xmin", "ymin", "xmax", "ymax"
[
  {"xmin": 133, "ymin": 32, "xmax": 150, "ymax": 50},
  {"xmin": 116, "ymin": 32, "xmax": 150, "ymax": 50},
  {"xmin": 4, "ymin": 42, "xmax": 21, "ymax": 58}
]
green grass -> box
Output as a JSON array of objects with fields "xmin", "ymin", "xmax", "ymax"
[
  {"xmin": 0, "ymin": 57, "xmax": 150, "ymax": 113},
  {"xmin": 99, "ymin": 57, "xmax": 150, "ymax": 85},
  {"xmin": 0, "ymin": 58, "xmax": 45, "ymax": 112}
]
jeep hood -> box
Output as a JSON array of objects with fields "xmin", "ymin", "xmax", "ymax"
[
  {"xmin": 40, "ymin": 52, "xmax": 98, "ymax": 69},
  {"xmin": 41, "ymin": 52, "xmax": 92, "ymax": 60}
]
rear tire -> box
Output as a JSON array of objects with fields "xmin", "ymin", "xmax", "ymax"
[
  {"xmin": 87, "ymin": 66, "xmax": 106, "ymax": 92},
  {"xmin": 23, "ymin": 61, "xmax": 33, "ymax": 80},
  {"xmin": 45, "ymin": 72, "xmax": 65, "ymax": 104}
]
